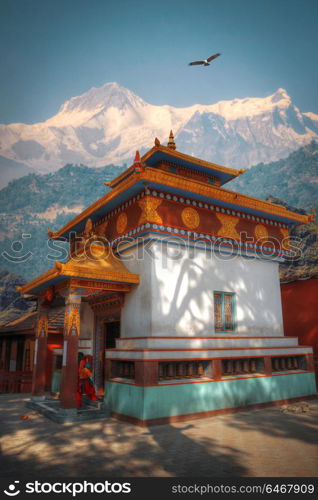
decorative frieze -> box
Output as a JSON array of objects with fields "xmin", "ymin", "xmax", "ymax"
[
  {"xmin": 87, "ymin": 188, "xmax": 291, "ymax": 259},
  {"xmin": 138, "ymin": 196, "xmax": 163, "ymax": 225}
]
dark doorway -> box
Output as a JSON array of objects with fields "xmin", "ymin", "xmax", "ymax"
[{"xmin": 105, "ymin": 321, "xmax": 120, "ymax": 349}]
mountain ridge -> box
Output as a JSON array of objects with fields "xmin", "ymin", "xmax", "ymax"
[{"xmin": 1, "ymin": 83, "xmax": 318, "ymax": 184}]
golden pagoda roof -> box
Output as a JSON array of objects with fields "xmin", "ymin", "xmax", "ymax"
[
  {"xmin": 107, "ymin": 144, "xmax": 243, "ymax": 189},
  {"xmin": 142, "ymin": 144, "xmax": 243, "ymax": 177},
  {"xmin": 18, "ymin": 244, "xmax": 139, "ymax": 295}
]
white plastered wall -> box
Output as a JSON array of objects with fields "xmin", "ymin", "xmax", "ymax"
[{"xmin": 120, "ymin": 239, "xmax": 284, "ymax": 338}]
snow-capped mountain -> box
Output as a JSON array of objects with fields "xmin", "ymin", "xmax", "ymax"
[{"xmin": 1, "ymin": 82, "xmax": 318, "ymax": 181}]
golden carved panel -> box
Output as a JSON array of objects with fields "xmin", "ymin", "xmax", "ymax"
[
  {"xmin": 36, "ymin": 313, "xmax": 48, "ymax": 338},
  {"xmin": 181, "ymin": 207, "xmax": 200, "ymax": 229},
  {"xmin": 116, "ymin": 212, "xmax": 128, "ymax": 234},
  {"xmin": 254, "ymin": 224, "xmax": 269, "ymax": 241},
  {"xmin": 138, "ymin": 196, "xmax": 162, "ymax": 225},
  {"xmin": 64, "ymin": 304, "xmax": 80, "ymax": 336},
  {"xmin": 216, "ymin": 213, "xmax": 240, "ymax": 240}
]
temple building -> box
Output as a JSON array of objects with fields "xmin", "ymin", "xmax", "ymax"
[
  {"xmin": 16, "ymin": 132, "xmax": 316, "ymax": 424},
  {"xmin": 0, "ymin": 308, "xmax": 63, "ymax": 394}
]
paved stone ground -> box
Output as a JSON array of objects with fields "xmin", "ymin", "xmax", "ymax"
[{"xmin": 0, "ymin": 394, "xmax": 318, "ymax": 477}]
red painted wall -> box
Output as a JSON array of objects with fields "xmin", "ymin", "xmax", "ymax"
[{"xmin": 281, "ymin": 278, "xmax": 318, "ymax": 382}]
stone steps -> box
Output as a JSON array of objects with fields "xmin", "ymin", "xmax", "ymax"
[{"xmin": 26, "ymin": 398, "xmax": 111, "ymax": 424}]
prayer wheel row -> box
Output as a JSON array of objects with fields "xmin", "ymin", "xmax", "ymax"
[
  {"xmin": 114, "ymin": 355, "xmax": 303, "ymax": 383},
  {"xmin": 118, "ymin": 361, "xmax": 135, "ymax": 379},
  {"xmin": 159, "ymin": 361, "xmax": 206, "ymax": 379},
  {"xmin": 223, "ymin": 358, "xmax": 258, "ymax": 375},
  {"xmin": 272, "ymin": 356, "xmax": 299, "ymax": 371}
]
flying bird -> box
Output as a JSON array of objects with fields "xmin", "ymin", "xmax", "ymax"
[{"xmin": 188, "ymin": 53, "xmax": 221, "ymax": 66}]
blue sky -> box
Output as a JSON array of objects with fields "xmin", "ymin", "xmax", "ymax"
[{"xmin": 1, "ymin": 0, "xmax": 318, "ymax": 123}]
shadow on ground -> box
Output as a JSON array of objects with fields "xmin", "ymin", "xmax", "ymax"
[{"xmin": 0, "ymin": 394, "xmax": 317, "ymax": 477}]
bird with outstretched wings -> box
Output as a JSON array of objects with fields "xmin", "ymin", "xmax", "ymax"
[{"xmin": 189, "ymin": 53, "xmax": 221, "ymax": 66}]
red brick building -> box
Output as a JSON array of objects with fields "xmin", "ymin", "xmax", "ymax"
[{"xmin": 281, "ymin": 277, "xmax": 318, "ymax": 383}]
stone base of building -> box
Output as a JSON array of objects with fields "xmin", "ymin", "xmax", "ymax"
[
  {"xmin": 26, "ymin": 397, "xmax": 110, "ymax": 424},
  {"xmin": 104, "ymin": 372, "xmax": 317, "ymax": 426}
]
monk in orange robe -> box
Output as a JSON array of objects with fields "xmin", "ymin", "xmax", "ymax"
[{"xmin": 77, "ymin": 356, "xmax": 98, "ymax": 407}]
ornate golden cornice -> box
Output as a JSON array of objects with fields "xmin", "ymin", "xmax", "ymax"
[
  {"xmin": 138, "ymin": 168, "xmax": 311, "ymax": 224},
  {"xmin": 51, "ymin": 160, "xmax": 310, "ymax": 241}
]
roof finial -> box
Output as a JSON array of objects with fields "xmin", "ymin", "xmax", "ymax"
[
  {"xmin": 167, "ymin": 130, "xmax": 176, "ymax": 150},
  {"xmin": 134, "ymin": 150, "xmax": 140, "ymax": 163},
  {"xmin": 154, "ymin": 137, "xmax": 160, "ymax": 147},
  {"xmin": 133, "ymin": 150, "xmax": 144, "ymax": 173}
]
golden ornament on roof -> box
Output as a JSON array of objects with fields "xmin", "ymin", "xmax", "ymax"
[{"xmin": 167, "ymin": 130, "xmax": 176, "ymax": 150}]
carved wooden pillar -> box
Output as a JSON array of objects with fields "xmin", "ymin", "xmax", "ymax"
[
  {"xmin": 60, "ymin": 293, "xmax": 81, "ymax": 409},
  {"xmin": 32, "ymin": 304, "xmax": 49, "ymax": 400}
]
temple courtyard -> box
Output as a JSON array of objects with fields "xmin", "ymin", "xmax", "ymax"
[{"xmin": 0, "ymin": 394, "xmax": 317, "ymax": 477}]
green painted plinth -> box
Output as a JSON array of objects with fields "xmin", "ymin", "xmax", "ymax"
[{"xmin": 104, "ymin": 373, "xmax": 317, "ymax": 422}]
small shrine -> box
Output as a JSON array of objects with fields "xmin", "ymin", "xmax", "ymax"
[{"xmin": 17, "ymin": 132, "xmax": 316, "ymax": 424}]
